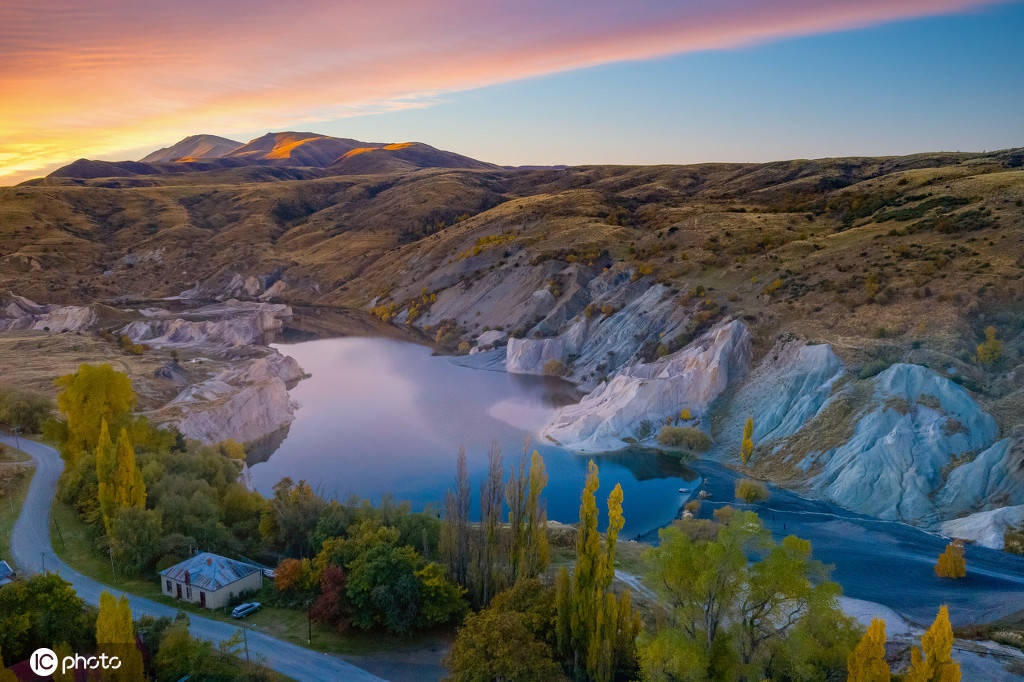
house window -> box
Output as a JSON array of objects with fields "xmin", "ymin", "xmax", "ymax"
[
  {"xmin": 165, "ymin": 580, "xmax": 171, "ymax": 592},
  {"xmin": 186, "ymin": 586, "xmax": 192, "ymax": 600}
]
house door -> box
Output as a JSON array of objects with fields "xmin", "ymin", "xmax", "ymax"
[
  {"xmin": 176, "ymin": 583, "xmax": 182, "ymax": 599},
  {"xmin": 199, "ymin": 591, "xmax": 206, "ymax": 607}
]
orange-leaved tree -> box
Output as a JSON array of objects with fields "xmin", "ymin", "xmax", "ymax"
[{"xmin": 847, "ymin": 617, "xmax": 890, "ymax": 682}]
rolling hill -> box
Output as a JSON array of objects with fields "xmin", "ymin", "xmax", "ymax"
[{"xmin": 139, "ymin": 134, "xmax": 243, "ymax": 163}]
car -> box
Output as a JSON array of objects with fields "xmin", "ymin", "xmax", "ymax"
[{"xmin": 231, "ymin": 602, "xmax": 261, "ymax": 618}]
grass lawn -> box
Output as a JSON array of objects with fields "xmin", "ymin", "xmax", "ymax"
[
  {"xmin": 50, "ymin": 499, "xmax": 451, "ymax": 657},
  {"xmin": 0, "ymin": 460, "xmax": 34, "ymax": 561}
]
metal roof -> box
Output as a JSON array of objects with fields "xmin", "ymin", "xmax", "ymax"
[{"xmin": 159, "ymin": 552, "xmax": 260, "ymax": 592}]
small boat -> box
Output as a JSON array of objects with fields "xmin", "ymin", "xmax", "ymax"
[{"xmin": 678, "ymin": 487, "xmax": 690, "ymax": 493}]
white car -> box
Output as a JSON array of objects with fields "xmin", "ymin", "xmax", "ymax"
[{"xmin": 231, "ymin": 602, "xmax": 261, "ymax": 618}]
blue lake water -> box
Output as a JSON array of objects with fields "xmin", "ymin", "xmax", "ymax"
[
  {"xmin": 249, "ymin": 337, "xmax": 699, "ymax": 539},
  {"xmin": 250, "ymin": 336, "xmax": 1024, "ymax": 627}
]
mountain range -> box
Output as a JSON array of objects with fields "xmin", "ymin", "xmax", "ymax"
[{"xmin": 44, "ymin": 131, "xmax": 497, "ymax": 182}]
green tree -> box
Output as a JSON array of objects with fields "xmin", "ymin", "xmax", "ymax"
[
  {"xmin": 641, "ymin": 510, "xmax": 855, "ymax": 681},
  {"xmin": 108, "ymin": 507, "xmax": 164, "ymax": 575},
  {"xmin": 54, "ymin": 364, "xmax": 136, "ymax": 465},
  {"xmin": 258, "ymin": 477, "xmax": 328, "ymax": 557},
  {"xmin": 0, "ymin": 388, "xmax": 53, "ymax": 433},
  {"xmin": 0, "ymin": 644, "xmax": 18, "ymax": 682},
  {"xmin": 0, "ymin": 574, "xmax": 94, "ymax": 664},
  {"xmin": 475, "ymin": 441, "xmax": 505, "ymax": 606},
  {"xmin": 847, "ymin": 618, "xmax": 890, "ymax": 682},
  {"xmin": 347, "ymin": 541, "xmax": 424, "ymax": 633}
]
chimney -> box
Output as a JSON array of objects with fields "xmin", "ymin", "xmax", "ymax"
[{"xmin": 207, "ymin": 557, "xmax": 212, "ymax": 566}]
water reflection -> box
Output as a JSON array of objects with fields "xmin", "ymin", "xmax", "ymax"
[{"xmin": 247, "ymin": 337, "xmax": 696, "ymax": 537}]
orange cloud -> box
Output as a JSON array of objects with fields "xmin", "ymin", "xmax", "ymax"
[{"xmin": 0, "ymin": 0, "xmax": 1002, "ymax": 183}]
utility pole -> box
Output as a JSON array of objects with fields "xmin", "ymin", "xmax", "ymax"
[
  {"xmin": 40, "ymin": 551, "xmax": 45, "ymax": 573},
  {"xmin": 109, "ymin": 546, "xmax": 116, "ymax": 577},
  {"xmin": 307, "ymin": 599, "xmax": 313, "ymax": 646},
  {"xmin": 242, "ymin": 624, "xmax": 250, "ymax": 667}
]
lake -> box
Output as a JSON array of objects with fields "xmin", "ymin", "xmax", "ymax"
[
  {"xmin": 249, "ymin": 336, "xmax": 1024, "ymax": 626},
  {"xmin": 248, "ymin": 337, "xmax": 700, "ymax": 538}
]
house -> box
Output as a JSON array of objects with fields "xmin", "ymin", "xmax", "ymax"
[
  {"xmin": 0, "ymin": 560, "xmax": 16, "ymax": 587},
  {"xmin": 159, "ymin": 552, "xmax": 262, "ymax": 609}
]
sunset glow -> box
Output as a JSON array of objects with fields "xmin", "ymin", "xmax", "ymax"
[{"xmin": 0, "ymin": 0, "xmax": 1010, "ymax": 183}]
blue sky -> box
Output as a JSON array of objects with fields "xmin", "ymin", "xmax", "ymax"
[{"xmin": 314, "ymin": 1, "xmax": 1024, "ymax": 165}]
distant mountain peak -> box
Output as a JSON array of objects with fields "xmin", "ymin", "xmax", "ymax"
[{"xmin": 140, "ymin": 134, "xmax": 242, "ymax": 163}]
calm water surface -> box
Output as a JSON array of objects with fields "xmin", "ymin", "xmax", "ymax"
[{"xmin": 249, "ymin": 337, "xmax": 698, "ymax": 538}]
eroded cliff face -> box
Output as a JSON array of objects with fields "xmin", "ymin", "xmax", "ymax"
[
  {"xmin": 120, "ymin": 300, "xmax": 293, "ymax": 348},
  {"xmin": 542, "ymin": 320, "xmax": 751, "ymax": 451}
]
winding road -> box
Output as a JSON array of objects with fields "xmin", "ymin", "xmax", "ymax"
[{"xmin": 2, "ymin": 433, "xmax": 385, "ymax": 682}]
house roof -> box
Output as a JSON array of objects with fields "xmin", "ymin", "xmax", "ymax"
[
  {"xmin": 159, "ymin": 552, "xmax": 260, "ymax": 592},
  {"xmin": 0, "ymin": 560, "xmax": 14, "ymax": 586}
]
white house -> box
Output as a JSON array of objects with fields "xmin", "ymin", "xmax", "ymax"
[{"xmin": 159, "ymin": 552, "xmax": 262, "ymax": 609}]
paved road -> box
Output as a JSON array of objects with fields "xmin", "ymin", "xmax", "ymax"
[{"xmin": 2, "ymin": 433, "xmax": 383, "ymax": 682}]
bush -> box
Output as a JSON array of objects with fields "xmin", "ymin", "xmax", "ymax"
[
  {"xmin": 542, "ymin": 359, "xmax": 566, "ymax": 376},
  {"xmin": 0, "ymin": 387, "xmax": 53, "ymax": 433},
  {"xmin": 735, "ymin": 479, "xmax": 769, "ymax": 503},
  {"xmin": 657, "ymin": 426, "xmax": 711, "ymax": 452}
]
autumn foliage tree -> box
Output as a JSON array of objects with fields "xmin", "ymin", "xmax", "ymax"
[
  {"xmin": 934, "ymin": 542, "xmax": 966, "ymax": 579},
  {"xmin": 96, "ymin": 591, "xmax": 144, "ymax": 682},
  {"xmin": 53, "ymin": 363, "xmax": 136, "ymax": 465},
  {"xmin": 848, "ymin": 618, "xmax": 891, "ymax": 682},
  {"xmin": 555, "ymin": 460, "xmax": 639, "ymax": 681},
  {"xmin": 906, "ymin": 605, "xmax": 960, "ymax": 682},
  {"xmin": 975, "ymin": 325, "xmax": 1002, "ymax": 365},
  {"xmin": 96, "ymin": 421, "xmax": 146, "ymax": 531},
  {"xmin": 740, "ymin": 416, "xmax": 754, "ymax": 466}
]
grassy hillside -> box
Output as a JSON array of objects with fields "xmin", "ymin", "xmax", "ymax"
[{"xmin": 1, "ymin": 148, "xmax": 1022, "ymax": 397}]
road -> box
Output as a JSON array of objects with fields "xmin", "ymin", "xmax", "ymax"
[{"xmin": 2, "ymin": 433, "xmax": 384, "ymax": 682}]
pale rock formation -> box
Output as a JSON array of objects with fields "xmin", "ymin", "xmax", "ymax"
[
  {"xmin": 119, "ymin": 300, "xmax": 292, "ymax": 348},
  {"xmin": 941, "ymin": 505, "xmax": 1024, "ymax": 550},
  {"xmin": 543, "ymin": 320, "xmax": 751, "ymax": 451},
  {"xmin": 0, "ymin": 294, "xmax": 95, "ymax": 332}
]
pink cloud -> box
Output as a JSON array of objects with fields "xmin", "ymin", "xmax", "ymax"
[{"xmin": 0, "ymin": 0, "xmax": 1002, "ymax": 183}]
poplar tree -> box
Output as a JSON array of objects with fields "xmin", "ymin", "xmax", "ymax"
[
  {"xmin": 847, "ymin": 618, "xmax": 891, "ymax": 682},
  {"xmin": 441, "ymin": 445, "xmax": 471, "ymax": 587},
  {"xmin": 477, "ymin": 441, "xmax": 505, "ymax": 606},
  {"xmin": 556, "ymin": 460, "xmax": 638, "ymax": 681},
  {"xmin": 54, "ymin": 363, "xmax": 136, "ymax": 465},
  {"xmin": 906, "ymin": 606, "xmax": 960, "ymax": 682},
  {"xmin": 95, "ymin": 419, "xmax": 117, "ymax": 528},
  {"xmin": 96, "ymin": 591, "xmax": 144, "ymax": 682},
  {"xmin": 113, "ymin": 428, "xmax": 145, "ymax": 510},
  {"xmin": 506, "ymin": 444, "xmax": 529, "ymax": 582},
  {"xmin": 523, "ymin": 450, "xmax": 550, "ymax": 580},
  {"xmin": 741, "ymin": 416, "xmax": 754, "ymax": 466},
  {"xmin": 934, "ymin": 542, "xmax": 966, "ymax": 579}
]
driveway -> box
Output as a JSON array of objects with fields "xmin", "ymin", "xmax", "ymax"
[{"xmin": 2, "ymin": 433, "xmax": 385, "ymax": 681}]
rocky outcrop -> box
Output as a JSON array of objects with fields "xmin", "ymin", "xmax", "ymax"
[
  {"xmin": 154, "ymin": 351, "xmax": 303, "ymax": 444},
  {"xmin": 803, "ymin": 364, "xmax": 1000, "ymax": 522},
  {"xmin": 0, "ymin": 293, "xmax": 95, "ymax": 332},
  {"xmin": 543, "ymin": 320, "xmax": 751, "ymax": 451},
  {"xmin": 941, "ymin": 505, "xmax": 1024, "ymax": 549},
  {"xmin": 120, "ymin": 300, "xmax": 292, "ymax": 348}
]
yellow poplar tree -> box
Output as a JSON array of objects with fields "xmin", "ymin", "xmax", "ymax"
[
  {"xmin": 113, "ymin": 428, "xmax": 146, "ymax": 510},
  {"xmin": 96, "ymin": 591, "xmax": 144, "ymax": 682},
  {"xmin": 95, "ymin": 419, "xmax": 117, "ymax": 528},
  {"xmin": 523, "ymin": 450, "xmax": 550, "ymax": 580},
  {"xmin": 906, "ymin": 605, "xmax": 960, "ymax": 682},
  {"xmin": 740, "ymin": 417, "xmax": 754, "ymax": 466},
  {"xmin": 54, "ymin": 363, "xmax": 136, "ymax": 465},
  {"xmin": 934, "ymin": 542, "xmax": 966, "ymax": 579},
  {"xmin": 847, "ymin": 618, "xmax": 891, "ymax": 682}
]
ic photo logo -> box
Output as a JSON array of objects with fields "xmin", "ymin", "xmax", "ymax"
[{"xmin": 30, "ymin": 647, "xmax": 122, "ymax": 677}]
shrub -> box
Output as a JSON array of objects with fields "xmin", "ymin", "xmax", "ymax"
[
  {"xmin": 657, "ymin": 426, "xmax": 711, "ymax": 452},
  {"xmin": 735, "ymin": 479, "xmax": 769, "ymax": 503},
  {"xmin": 542, "ymin": 359, "xmax": 566, "ymax": 376},
  {"xmin": 935, "ymin": 541, "xmax": 966, "ymax": 578},
  {"xmin": 975, "ymin": 326, "xmax": 1002, "ymax": 365}
]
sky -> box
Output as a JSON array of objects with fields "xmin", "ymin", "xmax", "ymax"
[{"xmin": 1, "ymin": 0, "xmax": 1022, "ymax": 184}]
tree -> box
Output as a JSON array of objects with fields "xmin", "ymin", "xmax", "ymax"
[
  {"xmin": 54, "ymin": 364, "xmax": 136, "ymax": 465},
  {"xmin": 96, "ymin": 591, "xmax": 144, "ymax": 682},
  {"xmin": 848, "ymin": 618, "xmax": 890, "ymax": 682},
  {"xmin": 108, "ymin": 507, "xmax": 164, "ymax": 575},
  {"xmin": 0, "ymin": 645, "xmax": 18, "ymax": 682},
  {"xmin": 347, "ymin": 542, "xmax": 424, "ymax": 633},
  {"xmin": 506, "ymin": 445, "xmax": 529, "ymax": 582},
  {"xmin": 657, "ymin": 426, "xmax": 712, "ymax": 452},
  {"xmin": 641, "ymin": 510, "xmax": 856, "ymax": 681},
  {"xmin": 735, "ymin": 478, "xmax": 769, "ymax": 503},
  {"xmin": 258, "ymin": 478, "xmax": 328, "ymax": 557},
  {"xmin": 475, "ymin": 441, "xmax": 505, "ymax": 606},
  {"xmin": 441, "ymin": 445, "xmax": 471, "ymax": 587},
  {"xmin": 906, "ymin": 606, "xmax": 960, "ymax": 682},
  {"xmin": 96, "ymin": 419, "xmax": 117, "ymax": 527},
  {"xmin": 523, "ymin": 450, "xmax": 550, "ymax": 580},
  {"xmin": 311, "ymin": 565, "xmax": 351, "ymax": 632},
  {"xmin": 0, "ymin": 388, "xmax": 53, "ymax": 433},
  {"xmin": 935, "ymin": 542, "xmax": 966, "ymax": 579},
  {"xmin": 447, "ymin": 609, "xmax": 567, "ymax": 681},
  {"xmin": 975, "ymin": 326, "xmax": 1002, "ymax": 365},
  {"xmin": 96, "ymin": 424, "xmax": 146, "ymax": 531},
  {"xmin": 0, "ymin": 574, "xmax": 94, "ymax": 665},
  {"xmin": 556, "ymin": 460, "xmax": 638, "ymax": 681},
  {"xmin": 741, "ymin": 416, "xmax": 754, "ymax": 466},
  {"xmin": 416, "ymin": 562, "xmax": 467, "ymax": 628}
]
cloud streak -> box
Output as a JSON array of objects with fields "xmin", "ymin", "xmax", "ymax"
[{"xmin": 0, "ymin": 0, "xmax": 1001, "ymax": 183}]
